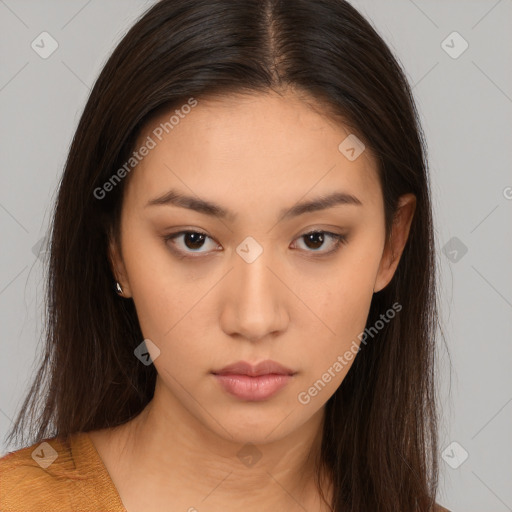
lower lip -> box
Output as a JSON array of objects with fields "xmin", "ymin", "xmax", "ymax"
[{"xmin": 212, "ymin": 373, "xmax": 293, "ymax": 401}]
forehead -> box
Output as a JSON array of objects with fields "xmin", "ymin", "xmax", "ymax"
[{"xmin": 124, "ymin": 90, "xmax": 381, "ymax": 215}]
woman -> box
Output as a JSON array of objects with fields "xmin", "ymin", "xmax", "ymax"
[{"xmin": 0, "ymin": 0, "xmax": 450, "ymax": 510}]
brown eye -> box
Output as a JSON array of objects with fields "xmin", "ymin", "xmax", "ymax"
[
  {"xmin": 292, "ymin": 230, "xmax": 347, "ymax": 255},
  {"xmin": 163, "ymin": 229, "xmax": 347, "ymax": 259},
  {"xmin": 303, "ymin": 232, "xmax": 326, "ymax": 250},
  {"xmin": 164, "ymin": 231, "xmax": 219, "ymax": 256},
  {"xmin": 181, "ymin": 232, "xmax": 207, "ymax": 250}
]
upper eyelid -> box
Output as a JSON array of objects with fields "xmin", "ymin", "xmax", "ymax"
[
  {"xmin": 167, "ymin": 228, "xmax": 343, "ymax": 241},
  {"xmin": 166, "ymin": 229, "xmax": 345, "ymax": 252}
]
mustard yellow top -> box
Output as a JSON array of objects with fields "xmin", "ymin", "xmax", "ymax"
[{"xmin": 0, "ymin": 432, "xmax": 127, "ymax": 512}]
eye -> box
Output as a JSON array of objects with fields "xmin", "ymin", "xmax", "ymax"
[
  {"xmin": 163, "ymin": 229, "xmax": 347, "ymax": 258},
  {"xmin": 290, "ymin": 230, "xmax": 347, "ymax": 256},
  {"xmin": 164, "ymin": 230, "xmax": 220, "ymax": 256}
]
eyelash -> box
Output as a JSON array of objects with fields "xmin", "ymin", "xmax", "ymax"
[{"xmin": 163, "ymin": 229, "xmax": 348, "ymax": 259}]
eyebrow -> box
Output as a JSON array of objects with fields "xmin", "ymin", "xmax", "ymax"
[{"xmin": 145, "ymin": 188, "xmax": 362, "ymax": 222}]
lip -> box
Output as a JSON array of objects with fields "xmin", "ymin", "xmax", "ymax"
[
  {"xmin": 212, "ymin": 360, "xmax": 296, "ymax": 377},
  {"xmin": 211, "ymin": 360, "xmax": 296, "ymax": 401}
]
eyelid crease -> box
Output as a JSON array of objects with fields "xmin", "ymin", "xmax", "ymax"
[{"xmin": 162, "ymin": 228, "xmax": 348, "ymax": 258}]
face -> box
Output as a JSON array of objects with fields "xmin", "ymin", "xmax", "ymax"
[{"xmin": 109, "ymin": 89, "xmax": 415, "ymax": 444}]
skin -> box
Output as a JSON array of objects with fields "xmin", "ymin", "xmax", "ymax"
[{"xmin": 88, "ymin": 88, "xmax": 416, "ymax": 512}]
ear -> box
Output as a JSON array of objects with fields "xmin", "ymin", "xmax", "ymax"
[
  {"xmin": 108, "ymin": 230, "xmax": 132, "ymax": 298},
  {"xmin": 373, "ymin": 193, "xmax": 416, "ymax": 293}
]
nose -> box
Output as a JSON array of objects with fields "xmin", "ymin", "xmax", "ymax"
[{"xmin": 219, "ymin": 247, "xmax": 290, "ymax": 343}]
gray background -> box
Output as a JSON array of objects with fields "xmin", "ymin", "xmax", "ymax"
[{"xmin": 1, "ymin": 1, "xmax": 511, "ymax": 511}]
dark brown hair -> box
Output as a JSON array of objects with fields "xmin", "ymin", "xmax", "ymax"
[{"xmin": 6, "ymin": 1, "xmax": 441, "ymax": 510}]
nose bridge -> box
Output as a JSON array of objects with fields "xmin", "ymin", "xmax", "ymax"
[{"xmin": 220, "ymin": 241, "xmax": 289, "ymax": 341}]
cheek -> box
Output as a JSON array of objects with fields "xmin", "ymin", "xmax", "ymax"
[
  {"xmin": 131, "ymin": 276, "xmax": 210, "ymax": 349},
  {"xmin": 297, "ymin": 242, "xmax": 381, "ymax": 382},
  {"xmin": 307, "ymin": 244, "xmax": 380, "ymax": 334},
  {"xmin": 306, "ymin": 275, "xmax": 373, "ymax": 358},
  {"xmin": 120, "ymin": 227, "xmax": 191, "ymax": 340},
  {"xmin": 293, "ymin": 288, "xmax": 372, "ymax": 408}
]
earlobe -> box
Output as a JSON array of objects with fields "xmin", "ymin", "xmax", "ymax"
[
  {"xmin": 108, "ymin": 234, "xmax": 131, "ymax": 298},
  {"xmin": 373, "ymin": 193, "xmax": 416, "ymax": 293}
]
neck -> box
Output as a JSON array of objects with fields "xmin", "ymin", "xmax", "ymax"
[{"xmin": 106, "ymin": 377, "xmax": 332, "ymax": 511}]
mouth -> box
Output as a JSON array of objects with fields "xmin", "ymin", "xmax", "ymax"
[
  {"xmin": 211, "ymin": 360, "xmax": 296, "ymax": 401},
  {"xmin": 212, "ymin": 359, "xmax": 296, "ymax": 377}
]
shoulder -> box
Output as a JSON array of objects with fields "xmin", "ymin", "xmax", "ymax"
[
  {"xmin": 0, "ymin": 435, "xmax": 82, "ymax": 511},
  {"xmin": 434, "ymin": 504, "xmax": 451, "ymax": 512}
]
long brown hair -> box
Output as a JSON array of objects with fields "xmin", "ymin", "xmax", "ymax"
[{"xmin": 5, "ymin": 1, "xmax": 441, "ymax": 510}]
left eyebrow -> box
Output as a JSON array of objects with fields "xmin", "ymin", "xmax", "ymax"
[
  {"xmin": 278, "ymin": 191, "xmax": 363, "ymax": 222},
  {"xmin": 145, "ymin": 188, "xmax": 363, "ymax": 223}
]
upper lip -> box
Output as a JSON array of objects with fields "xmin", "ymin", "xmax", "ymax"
[{"xmin": 212, "ymin": 360, "xmax": 296, "ymax": 377}]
